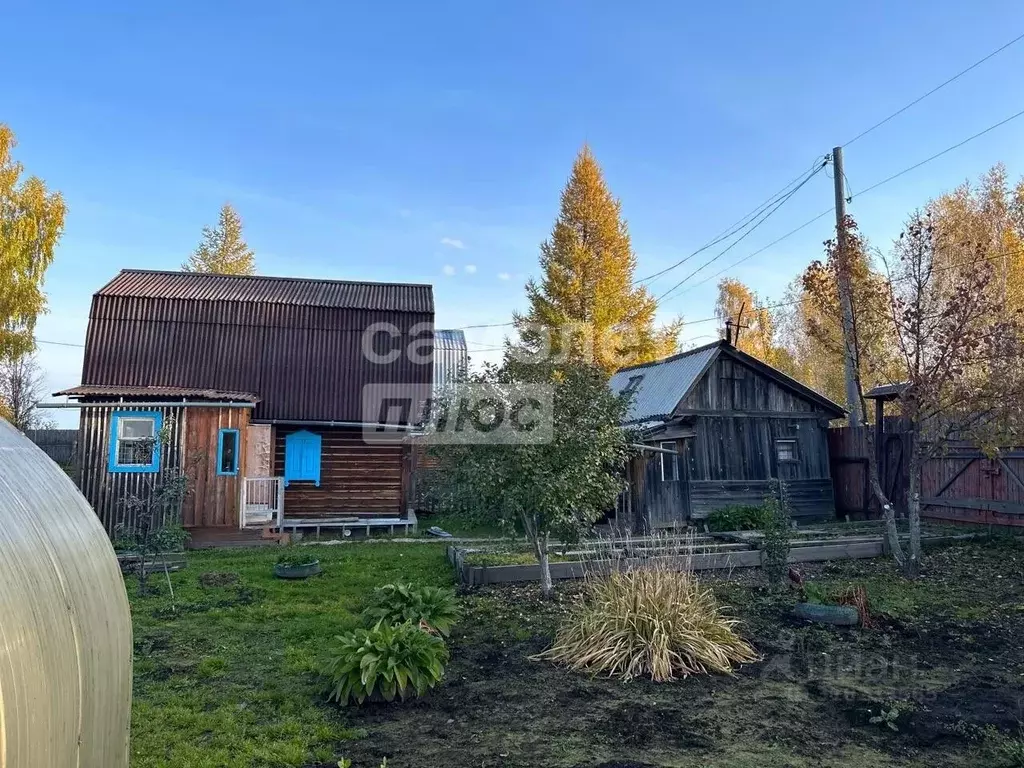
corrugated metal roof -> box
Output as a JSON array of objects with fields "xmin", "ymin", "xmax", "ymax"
[
  {"xmin": 97, "ymin": 270, "xmax": 433, "ymax": 313},
  {"xmin": 609, "ymin": 343, "xmax": 721, "ymax": 423},
  {"xmin": 74, "ymin": 270, "xmax": 435, "ymax": 423},
  {"xmin": 53, "ymin": 385, "xmax": 260, "ymax": 402},
  {"xmin": 433, "ymin": 330, "xmax": 468, "ymax": 390}
]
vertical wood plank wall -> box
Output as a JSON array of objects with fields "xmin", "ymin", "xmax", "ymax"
[
  {"xmin": 182, "ymin": 406, "xmax": 250, "ymax": 528},
  {"xmin": 77, "ymin": 405, "xmax": 186, "ymax": 535}
]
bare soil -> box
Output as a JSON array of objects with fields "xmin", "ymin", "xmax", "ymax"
[{"xmin": 328, "ymin": 538, "xmax": 1024, "ymax": 768}]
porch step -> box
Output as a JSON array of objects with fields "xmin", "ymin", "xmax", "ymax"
[{"xmin": 187, "ymin": 527, "xmax": 282, "ymax": 549}]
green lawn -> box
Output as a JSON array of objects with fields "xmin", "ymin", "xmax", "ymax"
[
  {"xmin": 129, "ymin": 537, "xmax": 1024, "ymax": 768},
  {"xmin": 129, "ymin": 543, "xmax": 452, "ymax": 768}
]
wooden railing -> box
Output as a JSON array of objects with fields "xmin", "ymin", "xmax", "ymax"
[{"xmin": 240, "ymin": 477, "xmax": 284, "ymax": 529}]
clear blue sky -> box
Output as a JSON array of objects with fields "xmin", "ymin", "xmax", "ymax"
[{"xmin": 4, "ymin": 1, "xmax": 1024, "ymax": 426}]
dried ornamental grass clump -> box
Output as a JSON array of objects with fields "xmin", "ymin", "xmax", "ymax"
[{"xmin": 535, "ymin": 560, "xmax": 759, "ymax": 682}]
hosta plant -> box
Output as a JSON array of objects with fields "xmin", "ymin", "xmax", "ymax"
[
  {"xmin": 362, "ymin": 583, "xmax": 459, "ymax": 637},
  {"xmin": 321, "ymin": 622, "xmax": 449, "ymax": 705}
]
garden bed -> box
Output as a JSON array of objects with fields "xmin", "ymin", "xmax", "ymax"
[{"xmin": 128, "ymin": 537, "xmax": 1024, "ymax": 767}]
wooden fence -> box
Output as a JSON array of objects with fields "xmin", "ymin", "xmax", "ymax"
[
  {"xmin": 24, "ymin": 428, "xmax": 79, "ymax": 468},
  {"xmin": 828, "ymin": 426, "xmax": 1024, "ymax": 528}
]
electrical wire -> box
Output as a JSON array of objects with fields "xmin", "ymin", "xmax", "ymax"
[
  {"xmin": 636, "ymin": 156, "xmax": 829, "ymax": 284},
  {"xmin": 853, "ymin": 106, "xmax": 1024, "ymax": 200},
  {"xmin": 843, "ymin": 32, "xmax": 1024, "ymax": 148},
  {"xmin": 654, "ymin": 164, "xmax": 828, "ymax": 304}
]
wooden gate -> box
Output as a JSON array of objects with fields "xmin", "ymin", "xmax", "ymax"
[
  {"xmin": 920, "ymin": 449, "xmax": 1024, "ymax": 528},
  {"xmin": 829, "ymin": 426, "xmax": 1024, "ymax": 528}
]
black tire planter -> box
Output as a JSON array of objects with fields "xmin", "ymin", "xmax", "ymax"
[
  {"xmin": 793, "ymin": 602, "xmax": 860, "ymax": 626},
  {"xmin": 273, "ymin": 561, "xmax": 321, "ymax": 579}
]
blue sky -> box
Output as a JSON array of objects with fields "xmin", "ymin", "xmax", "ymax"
[{"xmin": 4, "ymin": 1, "xmax": 1024, "ymax": 426}]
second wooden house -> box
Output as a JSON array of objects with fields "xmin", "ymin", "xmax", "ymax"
[{"xmin": 609, "ymin": 339, "xmax": 845, "ymax": 531}]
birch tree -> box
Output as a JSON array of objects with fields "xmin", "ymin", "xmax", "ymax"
[
  {"xmin": 0, "ymin": 124, "xmax": 66, "ymax": 358},
  {"xmin": 839, "ymin": 213, "xmax": 1024, "ymax": 577}
]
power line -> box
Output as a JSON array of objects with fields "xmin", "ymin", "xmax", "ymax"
[
  {"xmin": 853, "ymin": 106, "xmax": 1024, "ymax": 199},
  {"xmin": 654, "ymin": 165, "xmax": 829, "ymax": 304},
  {"xmin": 36, "ymin": 339, "xmax": 84, "ymax": 348},
  {"xmin": 664, "ymin": 105, "xmax": 1024, "ymax": 305},
  {"xmin": 636, "ymin": 156, "xmax": 829, "ymax": 284},
  {"xmin": 843, "ymin": 32, "xmax": 1024, "ymax": 147},
  {"xmin": 675, "ymin": 243, "xmax": 1024, "ymax": 327}
]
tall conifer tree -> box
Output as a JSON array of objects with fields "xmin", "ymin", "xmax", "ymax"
[
  {"xmin": 183, "ymin": 203, "xmax": 256, "ymax": 275},
  {"xmin": 514, "ymin": 146, "xmax": 680, "ymax": 373}
]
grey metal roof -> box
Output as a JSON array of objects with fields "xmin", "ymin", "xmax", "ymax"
[
  {"xmin": 433, "ymin": 329, "xmax": 468, "ymax": 390},
  {"xmin": 97, "ymin": 269, "xmax": 434, "ymax": 313},
  {"xmin": 610, "ymin": 343, "xmax": 720, "ymax": 423}
]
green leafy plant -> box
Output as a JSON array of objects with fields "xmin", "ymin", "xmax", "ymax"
[
  {"xmin": 321, "ymin": 622, "xmax": 449, "ymax": 705},
  {"xmin": 868, "ymin": 701, "xmax": 914, "ymax": 732},
  {"xmin": 993, "ymin": 725, "xmax": 1024, "ymax": 768},
  {"xmin": 338, "ymin": 759, "xmax": 388, "ymax": 768},
  {"xmin": 707, "ymin": 504, "xmax": 770, "ymax": 532},
  {"xmin": 362, "ymin": 583, "xmax": 459, "ymax": 637},
  {"xmin": 535, "ymin": 559, "xmax": 759, "ymax": 681},
  {"xmin": 760, "ymin": 479, "xmax": 792, "ymax": 586},
  {"xmin": 276, "ymin": 547, "xmax": 318, "ymax": 567}
]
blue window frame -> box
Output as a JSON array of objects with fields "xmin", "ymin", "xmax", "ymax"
[
  {"xmin": 217, "ymin": 428, "xmax": 240, "ymax": 476},
  {"xmin": 284, "ymin": 430, "xmax": 321, "ymax": 487},
  {"xmin": 108, "ymin": 410, "xmax": 163, "ymax": 473}
]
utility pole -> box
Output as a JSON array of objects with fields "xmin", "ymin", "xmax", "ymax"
[{"xmin": 832, "ymin": 146, "xmax": 862, "ymax": 427}]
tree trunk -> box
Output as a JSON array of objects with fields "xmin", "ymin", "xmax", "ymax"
[
  {"xmin": 905, "ymin": 447, "xmax": 922, "ymax": 579},
  {"xmin": 535, "ymin": 532, "xmax": 553, "ymax": 598},
  {"xmin": 866, "ymin": 430, "xmax": 906, "ymax": 567}
]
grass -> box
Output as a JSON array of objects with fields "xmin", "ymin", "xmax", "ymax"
[
  {"xmin": 129, "ymin": 543, "xmax": 451, "ymax": 768},
  {"xmin": 129, "ymin": 535, "xmax": 1024, "ymax": 767}
]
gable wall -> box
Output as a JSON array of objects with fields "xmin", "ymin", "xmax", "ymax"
[{"xmin": 674, "ymin": 354, "xmax": 824, "ymax": 415}]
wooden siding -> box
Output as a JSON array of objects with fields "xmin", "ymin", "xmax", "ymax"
[
  {"xmin": 77, "ymin": 405, "xmax": 186, "ymax": 535},
  {"xmin": 181, "ymin": 406, "xmax": 249, "ymax": 528},
  {"xmin": 676, "ymin": 356, "xmax": 823, "ymax": 415},
  {"xmin": 689, "ymin": 479, "xmax": 835, "ymax": 520},
  {"xmin": 273, "ymin": 426, "xmax": 407, "ymax": 518}
]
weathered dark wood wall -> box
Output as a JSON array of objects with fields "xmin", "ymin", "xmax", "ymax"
[
  {"xmin": 181, "ymin": 406, "xmax": 249, "ymax": 528},
  {"xmin": 24, "ymin": 428, "xmax": 79, "ymax": 467},
  {"xmin": 676, "ymin": 355, "xmax": 836, "ymax": 521},
  {"xmin": 273, "ymin": 426, "xmax": 407, "ymax": 518},
  {"xmin": 676, "ymin": 356, "xmax": 820, "ymax": 414}
]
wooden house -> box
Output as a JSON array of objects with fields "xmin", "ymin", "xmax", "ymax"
[
  {"xmin": 52, "ymin": 269, "xmax": 434, "ymax": 542},
  {"xmin": 609, "ymin": 339, "xmax": 845, "ymax": 530}
]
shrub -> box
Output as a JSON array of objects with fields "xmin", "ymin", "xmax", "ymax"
[
  {"xmin": 707, "ymin": 505, "xmax": 770, "ymax": 532},
  {"xmin": 760, "ymin": 479, "xmax": 792, "ymax": 586},
  {"xmin": 362, "ymin": 583, "xmax": 459, "ymax": 637},
  {"xmin": 535, "ymin": 560, "xmax": 758, "ymax": 681},
  {"xmin": 321, "ymin": 622, "xmax": 449, "ymax": 705}
]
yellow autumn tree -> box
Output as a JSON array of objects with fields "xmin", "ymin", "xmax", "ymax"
[
  {"xmin": 712, "ymin": 278, "xmax": 792, "ymax": 369},
  {"xmin": 514, "ymin": 146, "xmax": 681, "ymax": 373},
  {"xmin": 183, "ymin": 203, "xmax": 256, "ymax": 275},
  {"xmin": 930, "ymin": 164, "xmax": 1024, "ymax": 318},
  {"xmin": 776, "ymin": 218, "xmax": 898, "ymax": 405},
  {"xmin": 0, "ymin": 124, "xmax": 66, "ymax": 360}
]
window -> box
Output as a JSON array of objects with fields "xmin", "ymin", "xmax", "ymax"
[
  {"xmin": 284, "ymin": 430, "xmax": 322, "ymax": 487},
  {"xmin": 660, "ymin": 440, "xmax": 679, "ymax": 481},
  {"xmin": 108, "ymin": 410, "xmax": 162, "ymax": 473},
  {"xmin": 622, "ymin": 374, "xmax": 644, "ymax": 398},
  {"xmin": 776, "ymin": 439, "xmax": 798, "ymax": 463},
  {"xmin": 217, "ymin": 429, "xmax": 240, "ymax": 476}
]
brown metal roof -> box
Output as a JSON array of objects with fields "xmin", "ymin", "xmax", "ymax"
[
  {"xmin": 76, "ymin": 270, "xmax": 435, "ymax": 423},
  {"xmin": 97, "ymin": 269, "xmax": 434, "ymax": 313},
  {"xmin": 53, "ymin": 385, "xmax": 260, "ymax": 402}
]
